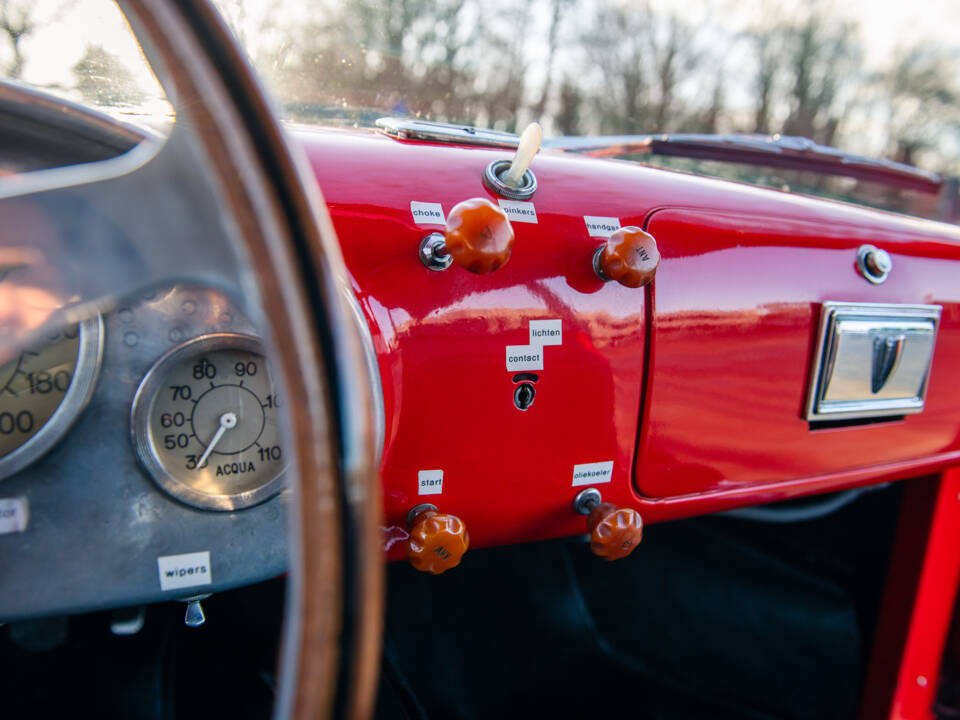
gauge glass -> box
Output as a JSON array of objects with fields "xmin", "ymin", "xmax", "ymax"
[
  {"xmin": 0, "ymin": 317, "xmax": 103, "ymax": 479},
  {"xmin": 132, "ymin": 334, "xmax": 285, "ymax": 510}
]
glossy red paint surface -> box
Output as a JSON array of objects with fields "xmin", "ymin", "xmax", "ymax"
[
  {"xmin": 859, "ymin": 471, "xmax": 960, "ymax": 720},
  {"xmin": 639, "ymin": 209, "xmax": 960, "ymax": 497},
  {"xmin": 294, "ymin": 126, "xmax": 960, "ymax": 557}
]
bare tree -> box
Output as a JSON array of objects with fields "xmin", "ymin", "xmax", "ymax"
[
  {"xmin": 579, "ymin": 3, "xmax": 709, "ymax": 135},
  {"xmin": 648, "ymin": 14, "xmax": 700, "ymax": 132},
  {"xmin": 261, "ymin": 0, "xmax": 485, "ymax": 123},
  {"xmin": 554, "ymin": 76, "xmax": 582, "ymax": 135},
  {"xmin": 583, "ymin": 4, "xmax": 653, "ymax": 134},
  {"xmin": 0, "ymin": 0, "xmax": 35, "ymax": 78},
  {"xmin": 874, "ymin": 46, "xmax": 960, "ymax": 171},
  {"xmin": 781, "ymin": 13, "xmax": 860, "ymax": 145},
  {"xmin": 743, "ymin": 6, "xmax": 861, "ymax": 144},
  {"xmin": 530, "ymin": 0, "xmax": 577, "ymax": 121},
  {"xmin": 198, "ymin": 0, "xmax": 960, "ymax": 180},
  {"xmin": 73, "ymin": 45, "xmax": 145, "ymax": 107},
  {"xmin": 745, "ymin": 23, "xmax": 783, "ymax": 133},
  {"xmin": 691, "ymin": 70, "xmax": 725, "ymax": 134}
]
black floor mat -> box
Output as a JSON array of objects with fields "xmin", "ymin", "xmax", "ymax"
[{"xmin": 377, "ymin": 486, "xmax": 900, "ymax": 720}]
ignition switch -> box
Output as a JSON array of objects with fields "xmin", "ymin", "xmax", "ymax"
[{"xmin": 514, "ymin": 382, "xmax": 536, "ymax": 410}]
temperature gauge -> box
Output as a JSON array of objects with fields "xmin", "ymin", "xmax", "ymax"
[{"xmin": 131, "ymin": 333, "xmax": 285, "ymax": 510}]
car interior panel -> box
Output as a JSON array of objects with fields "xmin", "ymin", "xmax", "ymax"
[{"xmin": 1, "ymin": 1, "xmax": 960, "ymax": 718}]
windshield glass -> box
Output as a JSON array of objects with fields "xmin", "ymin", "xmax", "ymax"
[
  {"xmin": 0, "ymin": 2, "xmax": 169, "ymax": 118},
  {"xmin": 214, "ymin": 1, "xmax": 959, "ymax": 170},
  {"xmin": 3, "ymin": 1, "xmax": 959, "ymax": 218},
  {"xmin": 209, "ymin": 0, "xmax": 960, "ymax": 220}
]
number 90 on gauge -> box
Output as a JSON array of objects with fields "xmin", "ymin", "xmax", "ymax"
[{"xmin": 131, "ymin": 333, "xmax": 285, "ymax": 510}]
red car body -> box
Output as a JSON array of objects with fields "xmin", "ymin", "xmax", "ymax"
[{"xmin": 294, "ymin": 124, "xmax": 960, "ymax": 718}]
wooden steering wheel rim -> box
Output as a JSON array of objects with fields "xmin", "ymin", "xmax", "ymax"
[{"xmin": 121, "ymin": 1, "xmax": 384, "ymax": 717}]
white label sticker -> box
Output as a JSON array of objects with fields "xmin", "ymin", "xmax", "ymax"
[
  {"xmin": 529, "ymin": 319, "xmax": 562, "ymax": 346},
  {"xmin": 157, "ymin": 551, "xmax": 213, "ymax": 592},
  {"xmin": 506, "ymin": 345, "xmax": 544, "ymax": 371},
  {"xmin": 410, "ymin": 201, "xmax": 445, "ymax": 225},
  {"xmin": 572, "ymin": 461, "xmax": 614, "ymax": 486},
  {"xmin": 584, "ymin": 216, "xmax": 621, "ymax": 237},
  {"xmin": 0, "ymin": 497, "xmax": 28, "ymax": 534},
  {"xmin": 418, "ymin": 469, "xmax": 444, "ymax": 495},
  {"xmin": 498, "ymin": 199, "xmax": 538, "ymax": 224}
]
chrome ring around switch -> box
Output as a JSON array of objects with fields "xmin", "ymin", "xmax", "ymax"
[
  {"xmin": 419, "ymin": 232, "xmax": 453, "ymax": 271},
  {"xmin": 857, "ymin": 244, "xmax": 892, "ymax": 284},
  {"xmin": 592, "ymin": 246, "xmax": 610, "ymax": 282},
  {"xmin": 407, "ymin": 503, "xmax": 438, "ymax": 528},
  {"xmin": 573, "ymin": 487, "xmax": 602, "ymax": 515},
  {"xmin": 483, "ymin": 159, "xmax": 537, "ymax": 200}
]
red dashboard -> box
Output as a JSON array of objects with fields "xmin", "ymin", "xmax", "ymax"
[{"xmin": 297, "ymin": 126, "xmax": 960, "ymax": 560}]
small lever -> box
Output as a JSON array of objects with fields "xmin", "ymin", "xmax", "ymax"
[
  {"xmin": 573, "ymin": 488, "xmax": 643, "ymax": 561},
  {"xmin": 482, "ymin": 123, "xmax": 541, "ymax": 200},
  {"xmin": 503, "ymin": 123, "xmax": 542, "ymax": 189},
  {"xmin": 420, "ymin": 198, "xmax": 514, "ymax": 273},
  {"xmin": 180, "ymin": 594, "xmax": 210, "ymax": 627},
  {"xmin": 406, "ymin": 503, "xmax": 469, "ymax": 574}
]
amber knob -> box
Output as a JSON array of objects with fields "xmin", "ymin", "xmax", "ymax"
[
  {"xmin": 593, "ymin": 226, "xmax": 660, "ymax": 288},
  {"xmin": 406, "ymin": 504, "xmax": 469, "ymax": 574},
  {"xmin": 443, "ymin": 198, "xmax": 515, "ymax": 273},
  {"xmin": 574, "ymin": 489, "xmax": 643, "ymax": 561},
  {"xmin": 587, "ymin": 503, "xmax": 643, "ymax": 560}
]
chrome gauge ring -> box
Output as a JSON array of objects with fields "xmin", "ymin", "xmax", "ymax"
[
  {"xmin": 0, "ymin": 315, "xmax": 104, "ymax": 480},
  {"xmin": 131, "ymin": 333, "xmax": 286, "ymax": 511}
]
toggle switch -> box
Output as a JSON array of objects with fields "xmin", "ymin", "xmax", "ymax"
[
  {"xmin": 406, "ymin": 503, "xmax": 469, "ymax": 574},
  {"xmin": 593, "ymin": 226, "xmax": 660, "ymax": 288},
  {"xmin": 420, "ymin": 197, "xmax": 515, "ymax": 273},
  {"xmin": 179, "ymin": 594, "xmax": 210, "ymax": 627},
  {"xmin": 482, "ymin": 122, "xmax": 541, "ymax": 200},
  {"xmin": 573, "ymin": 488, "xmax": 643, "ymax": 561}
]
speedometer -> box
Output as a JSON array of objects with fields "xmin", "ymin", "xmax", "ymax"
[
  {"xmin": 0, "ymin": 316, "xmax": 103, "ymax": 480},
  {"xmin": 131, "ymin": 333, "xmax": 285, "ymax": 510}
]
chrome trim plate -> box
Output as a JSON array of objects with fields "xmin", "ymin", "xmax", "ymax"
[
  {"xmin": 376, "ymin": 117, "xmax": 521, "ymax": 149},
  {"xmin": 482, "ymin": 159, "xmax": 538, "ymax": 200},
  {"xmin": 806, "ymin": 302, "xmax": 941, "ymax": 421}
]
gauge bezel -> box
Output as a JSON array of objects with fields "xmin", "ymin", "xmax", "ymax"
[
  {"xmin": 130, "ymin": 332, "xmax": 286, "ymax": 511},
  {"xmin": 0, "ymin": 315, "xmax": 104, "ymax": 481}
]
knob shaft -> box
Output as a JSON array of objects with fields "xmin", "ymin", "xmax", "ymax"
[
  {"xmin": 444, "ymin": 198, "xmax": 515, "ymax": 274},
  {"xmin": 407, "ymin": 507, "xmax": 469, "ymax": 574},
  {"xmin": 586, "ymin": 502, "xmax": 643, "ymax": 561},
  {"xmin": 594, "ymin": 226, "xmax": 660, "ymax": 288}
]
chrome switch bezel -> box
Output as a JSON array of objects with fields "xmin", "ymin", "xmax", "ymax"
[{"xmin": 805, "ymin": 302, "xmax": 942, "ymax": 422}]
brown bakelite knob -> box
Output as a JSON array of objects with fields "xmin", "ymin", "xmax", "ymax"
[
  {"xmin": 444, "ymin": 197, "xmax": 515, "ymax": 273},
  {"xmin": 586, "ymin": 502, "xmax": 643, "ymax": 561},
  {"xmin": 407, "ymin": 506, "xmax": 469, "ymax": 574},
  {"xmin": 594, "ymin": 226, "xmax": 660, "ymax": 288}
]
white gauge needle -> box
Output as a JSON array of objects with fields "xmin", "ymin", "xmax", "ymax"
[{"xmin": 196, "ymin": 412, "xmax": 237, "ymax": 468}]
